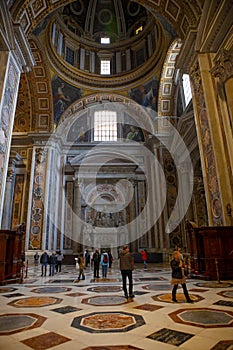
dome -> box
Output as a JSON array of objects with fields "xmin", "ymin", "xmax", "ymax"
[
  {"xmin": 40, "ymin": 0, "xmax": 174, "ymax": 90},
  {"xmin": 61, "ymin": 0, "xmax": 151, "ymax": 43}
]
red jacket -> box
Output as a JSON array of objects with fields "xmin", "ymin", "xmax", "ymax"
[{"xmin": 140, "ymin": 251, "xmax": 147, "ymax": 261}]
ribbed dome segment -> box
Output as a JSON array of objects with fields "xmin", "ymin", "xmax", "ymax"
[{"xmin": 61, "ymin": 0, "xmax": 150, "ymax": 43}]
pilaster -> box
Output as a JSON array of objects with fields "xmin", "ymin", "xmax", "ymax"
[{"xmin": 190, "ymin": 52, "xmax": 233, "ymax": 226}]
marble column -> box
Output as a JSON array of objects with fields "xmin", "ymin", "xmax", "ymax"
[
  {"xmin": 153, "ymin": 142, "xmax": 166, "ymax": 249},
  {"xmin": 176, "ymin": 161, "xmax": 193, "ymax": 250},
  {"xmin": 1, "ymin": 161, "xmax": 17, "ymax": 229},
  {"xmin": 128, "ymin": 178, "xmax": 137, "ymax": 251},
  {"xmin": 73, "ymin": 179, "xmax": 83, "ymax": 252}
]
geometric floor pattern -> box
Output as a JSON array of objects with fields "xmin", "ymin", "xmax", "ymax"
[{"xmin": 0, "ymin": 261, "xmax": 233, "ymax": 349}]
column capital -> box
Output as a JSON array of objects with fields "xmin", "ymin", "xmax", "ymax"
[{"xmin": 210, "ymin": 49, "xmax": 233, "ymax": 83}]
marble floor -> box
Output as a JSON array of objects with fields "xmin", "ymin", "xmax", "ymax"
[{"xmin": 0, "ymin": 261, "xmax": 233, "ymax": 350}]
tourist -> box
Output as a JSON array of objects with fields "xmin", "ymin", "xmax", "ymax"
[
  {"xmin": 56, "ymin": 251, "xmax": 64, "ymax": 272},
  {"xmin": 108, "ymin": 250, "xmax": 113, "ymax": 270},
  {"xmin": 40, "ymin": 251, "xmax": 49, "ymax": 277},
  {"xmin": 34, "ymin": 252, "xmax": 39, "ymax": 266},
  {"xmin": 140, "ymin": 249, "xmax": 147, "ymax": 268},
  {"xmin": 49, "ymin": 251, "xmax": 57, "ymax": 276},
  {"xmin": 119, "ymin": 245, "xmax": 134, "ymax": 300},
  {"xmin": 101, "ymin": 251, "xmax": 109, "ymax": 278},
  {"xmin": 77, "ymin": 253, "xmax": 85, "ymax": 280},
  {"xmin": 92, "ymin": 249, "xmax": 101, "ymax": 278},
  {"xmin": 170, "ymin": 250, "xmax": 193, "ymax": 303}
]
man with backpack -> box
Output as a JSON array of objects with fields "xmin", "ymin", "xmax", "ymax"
[
  {"xmin": 101, "ymin": 251, "xmax": 109, "ymax": 278},
  {"xmin": 92, "ymin": 249, "xmax": 101, "ymax": 278}
]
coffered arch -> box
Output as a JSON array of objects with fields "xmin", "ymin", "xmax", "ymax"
[{"xmin": 10, "ymin": 0, "xmax": 203, "ymax": 39}]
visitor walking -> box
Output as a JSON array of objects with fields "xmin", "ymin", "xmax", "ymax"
[
  {"xmin": 170, "ymin": 250, "xmax": 193, "ymax": 303},
  {"xmin": 92, "ymin": 249, "xmax": 101, "ymax": 278},
  {"xmin": 140, "ymin": 249, "xmax": 147, "ymax": 268},
  {"xmin": 119, "ymin": 245, "xmax": 134, "ymax": 300},
  {"xmin": 56, "ymin": 251, "xmax": 64, "ymax": 272},
  {"xmin": 77, "ymin": 253, "xmax": 85, "ymax": 280},
  {"xmin": 40, "ymin": 251, "xmax": 49, "ymax": 277},
  {"xmin": 49, "ymin": 251, "xmax": 57, "ymax": 276},
  {"xmin": 34, "ymin": 252, "xmax": 39, "ymax": 266},
  {"xmin": 101, "ymin": 251, "xmax": 109, "ymax": 278},
  {"xmin": 84, "ymin": 249, "xmax": 90, "ymax": 267},
  {"xmin": 108, "ymin": 250, "xmax": 113, "ymax": 270}
]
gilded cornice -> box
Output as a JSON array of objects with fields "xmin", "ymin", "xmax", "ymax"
[{"xmin": 210, "ymin": 49, "xmax": 233, "ymax": 83}]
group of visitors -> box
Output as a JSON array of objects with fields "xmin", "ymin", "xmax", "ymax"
[
  {"xmin": 36, "ymin": 245, "xmax": 193, "ymax": 303},
  {"xmin": 76, "ymin": 249, "xmax": 113, "ymax": 280},
  {"xmin": 39, "ymin": 250, "xmax": 64, "ymax": 277}
]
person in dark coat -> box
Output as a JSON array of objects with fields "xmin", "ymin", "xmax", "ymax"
[
  {"xmin": 40, "ymin": 251, "xmax": 49, "ymax": 277},
  {"xmin": 119, "ymin": 245, "xmax": 134, "ymax": 300},
  {"xmin": 49, "ymin": 251, "xmax": 57, "ymax": 276},
  {"xmin": 108, "ymin": 250, "xmax": 113, "ymax": 270},
  {"xmin": 92, "ymin": 249, "xmax": 101, "ymax": 278},
  {"xmin": 170, "ymin": 250, "xmax": 193, "ymax": 303}
]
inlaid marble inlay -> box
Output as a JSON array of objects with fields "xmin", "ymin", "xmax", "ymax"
[
  {"xmin": 87, "ymin": 286, "xmax": 122, "ymax": 293},
  {"xmin": 169, "ymin": 308, "xmax": 233, "ymax": 328},
  {"xmin": 31, "ymin": 286, "xmax": 72, "ymax": 293},
  {"xmin": 71, "ymin": 312, "xmax": 145, "ymax": 333},
  {"xmin": 0, "ymin": 313, "xmax": 46, "ymax": 335},
  {"xmin": 134, "ymin": 303, "xmax": 163, "ymax": 311},
  {"xmin": 8, "ymin": 296, "xmax": 62, "ymax": 308},
  {"xmin": 82, "ymin": 296, "xmax": 128, "ymax": 306},
  {"xmin": 21, "ymin": 331, "xmax": 71, "ymax": 349},
  {"xmin": 152, "ymin": 293, "xmax": 203, "ymax": 303},
  {"xmin": 147, "ymin": 328, "xmax": 194, "ymax": 346}
]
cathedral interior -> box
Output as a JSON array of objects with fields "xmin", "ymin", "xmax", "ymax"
[{"xmin": 0, "ymin": 1, "xmax": 233, "ymax": 349}]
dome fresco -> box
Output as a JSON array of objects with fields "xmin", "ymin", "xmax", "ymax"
[{"xmin": 61, "ymin": 0, "xmax": 150, "ymax": 42}]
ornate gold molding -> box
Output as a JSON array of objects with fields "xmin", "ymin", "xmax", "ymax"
[{"xmin": 210, "ymin": 49, "xmax": 233, "ymax": 83}]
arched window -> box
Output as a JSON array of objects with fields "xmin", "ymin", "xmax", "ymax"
[{"xmin": 182, "ymin": 74, "xmax": 192, "ymax": 107}]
